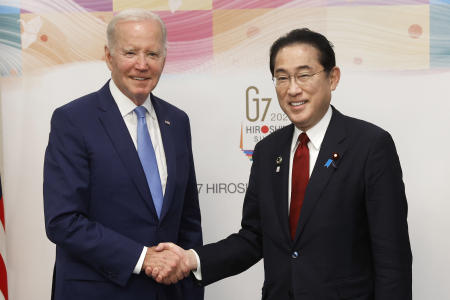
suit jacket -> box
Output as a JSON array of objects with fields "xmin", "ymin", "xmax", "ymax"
[
  {"xmin": 196, "ymin": 107, "xmax": 412, "ymax": 300},
  {"xmin": 44, "ymin": 81, "xmax": 203, "ymax": 300}
]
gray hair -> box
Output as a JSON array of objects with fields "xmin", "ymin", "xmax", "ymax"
[{"xmin": 106, "ymin": 8, "xmax": 167, "ymax": 54}]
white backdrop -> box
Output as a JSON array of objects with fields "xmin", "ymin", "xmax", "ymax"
[{"xmin": 1, "ymin": 60, "xmax": 450, "ymax": 299}]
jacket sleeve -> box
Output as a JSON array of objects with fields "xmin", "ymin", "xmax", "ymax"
[
  {"xmin": 194, "ymin": 144, "xmax": 263, "ymax": 286},
  {"xmin": 178, "ymin": 116, "xmax": 204, "ymax": 300},
  {"xmin": 364, "ymin": 130, "xmax": 412, "ymax": 299},
  {"xmin": 43, "ymin": 107, "xmax": 143, "ymax": 287}
]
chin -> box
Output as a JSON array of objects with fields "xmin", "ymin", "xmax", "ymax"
[{"xmin": 133, "ymin": 88, "xmax": 152, "ymax": 96}]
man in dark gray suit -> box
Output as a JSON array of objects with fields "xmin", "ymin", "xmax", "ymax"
[{"xmin": 149, "ymin": 28, "xmax": 412, "ymax": 300}]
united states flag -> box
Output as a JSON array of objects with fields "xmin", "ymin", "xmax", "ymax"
[{"xmin": 0, "ymin": 175, "xmax": 8, "ymax": 300}]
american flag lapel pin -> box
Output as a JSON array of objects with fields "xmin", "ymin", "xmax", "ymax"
[{"xmin": 164, "ymin": 120, "xmax": 171, "ymax": 126}]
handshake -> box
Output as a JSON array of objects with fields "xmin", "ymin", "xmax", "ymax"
[{"xmin": 142, "ymin": 242, "xmax": 198, "ymax": 285}]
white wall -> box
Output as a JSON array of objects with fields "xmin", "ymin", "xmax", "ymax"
[{"xmin": 1, "ymin": 61, "xmax": 450, "ymax": 299}]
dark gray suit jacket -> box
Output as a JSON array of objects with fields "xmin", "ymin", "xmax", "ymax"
[{"xmin": 196, "ymin": 107, "xmax": 412, "ymax": 300}]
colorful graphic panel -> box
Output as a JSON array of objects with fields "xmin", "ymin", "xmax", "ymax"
[
  {"xmin": 327, "ymin": 5, "xmax": 429, "ymax": 70},
  {"xmin": 1, "ymin": 0, "xmax": 450, "ymax": 77}
]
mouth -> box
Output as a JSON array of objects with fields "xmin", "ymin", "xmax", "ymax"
[
  {"xmin": 290, "ymin": 100, "xmax": 307, "ymax": 107},
  {"xmin": 131, "ymin": 76, "xmax": 150, "ymax": 81}
]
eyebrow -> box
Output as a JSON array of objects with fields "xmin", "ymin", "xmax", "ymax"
[
  {"xmin": 274, "ymin": 65, "xmax": 312, "ymax": 74},
  {"xmin": 121, "ymin": 47, "xmax": 136, "ymax": 52}
]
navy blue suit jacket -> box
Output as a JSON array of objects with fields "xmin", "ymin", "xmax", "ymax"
[
  {"xmin": 196, "ymin": 107, "xmax": 412, "ymax": 300},
  {"xmin": 44, "ymin": 81, "xmax": 203, "ymax": 300}
]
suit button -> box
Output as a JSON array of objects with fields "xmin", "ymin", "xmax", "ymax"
[{"xmin": 291, "ymin": 251, "xmax": 299, "ymax": 258}]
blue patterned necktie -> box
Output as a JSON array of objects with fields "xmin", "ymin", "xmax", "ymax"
[{"xmin": 134, "ymin": 106, "xmax": 163, "ymax": 218}]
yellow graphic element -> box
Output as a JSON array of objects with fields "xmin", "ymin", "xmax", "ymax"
[
  {"xmin": 213, "ymin": 9, "xmax": 270, "ymax": 54},
  {"xmin": 212, "ymin": 8, "xmax": 327, "ymax": 69},
  {"xmin": 21, "ymin": 12, "xmax": 113, "ymax": 73},
  {"xmin": 114, "ymin": 0, "xmax": 212, "ymax": 11},
  {"xmin": 326, "ymin": 5, "xmax": 429, "ymax": 70},
  {"xmin": 240, "ymin": 124, "xmax": 243, "ymax": 149}
]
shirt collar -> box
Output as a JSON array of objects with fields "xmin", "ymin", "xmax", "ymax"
[
  {"xmin": 291, "ymin": 105, "xmax": 332, "ymax": 153},
  {"xmin": 109, "ymin": 79, "xmax": 156, "ymax": 119}
]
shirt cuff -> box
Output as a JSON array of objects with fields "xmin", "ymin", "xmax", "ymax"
[
  {"xmin": 190, "ymin": 249, "xmax": 202, "ymax": 281},
  {"xmin": 133, "ymin": 246, "xmax": 147, "ymax": 274}
]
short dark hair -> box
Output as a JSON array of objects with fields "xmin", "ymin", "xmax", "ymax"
[{"xmin": 269, "ymin": 28, "xmax": 336, "ymax": 77}]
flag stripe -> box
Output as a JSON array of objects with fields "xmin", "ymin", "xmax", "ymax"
[
  {"xmin": 0, "ymin": 255, "xmax": 7, "ymax": 300},
  {"xmin": 0, "ymin": 176, "xmax": 8, "ymax": 300},
  {"xmin": 0, "ymin": 220, "xmax": 5, "ymax": 264}
]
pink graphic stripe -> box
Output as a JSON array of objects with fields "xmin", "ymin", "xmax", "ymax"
[
  {"xmin": 213, "ymin": 0, "xmax": 427, "ymax": 9},
  {"xmin": 157, "ymin": 10, "xmax": 213, "ymax": 68},
  {"xmin": 159, "ymin": 11, "xmax": 212, "ymax": 41},
  {"xmin": 214, "ymin": 0, "xmax": 308, "ymax": 9}
]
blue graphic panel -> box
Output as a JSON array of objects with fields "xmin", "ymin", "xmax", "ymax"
[
  {"xmin": 0, "ymin": 13, "xmax": 22, "ymax": 76},
  {"xmin": 0, "ymin": 0, "xmax": 19, "ymax": 14},
  {"xmin": 430, "ymin": 4, "xmax": 450, "ymax": 67},
  {"xmin": 430, "ymin": 0, "xmax": 450, "ymax": 4},
  {"xmin": 0, "ymin": 4, "xmax": 19, "ymax": 14}
]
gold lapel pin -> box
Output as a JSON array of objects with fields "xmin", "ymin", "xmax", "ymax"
[
  {"xmin": 275, "ymin": 156, "xmax": 282, "ymax": 173},
  {"xmin": 276, "ymin": 156, "xmax": 282, "ymax": 165}
]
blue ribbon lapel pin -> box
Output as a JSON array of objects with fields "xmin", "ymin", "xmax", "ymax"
[{"xmin": 324, "ymin": 152, "xmax": 340, "ymax": 169}]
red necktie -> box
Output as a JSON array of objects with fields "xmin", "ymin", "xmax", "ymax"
[{"xmin": 289, "ymin": 132, "xmax": 309, "ymax": 240}]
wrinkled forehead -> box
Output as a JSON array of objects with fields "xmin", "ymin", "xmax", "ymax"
[
  {"xmin": 113, "ymin": 19, "xmax": 165, "ymax": 48},
  {"xmin": 115, "ymin": 19, "xmax": 162, "ymax": 36}
]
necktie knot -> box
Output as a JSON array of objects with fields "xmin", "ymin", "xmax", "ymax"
[
  {"xmin": 134, "ymin": 106, "xmax": 147, "ymax": 119},
  {"xmin": 299, "ymin": 132, "xmax": 309, "ymax": 147}
]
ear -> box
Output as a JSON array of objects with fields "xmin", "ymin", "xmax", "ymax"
[
  {"xmin": 104, "ymin": 45, "xmax": 113, "ymax": 71},
  {"xmin": 161, "ymin": 49, "xmax": 167, "ymax": 69},
  {"xmin": 329, "ymin": 66, "xmax": 340, "ymax": 91}
]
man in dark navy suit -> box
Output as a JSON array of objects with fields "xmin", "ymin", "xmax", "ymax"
[
  {"xmin": 43, "ymin": 8, "xmax": 203, "ymax": 300},
  {"xmin": 152, "ymin": 29, "xmax": 412, "ymax": 300}
]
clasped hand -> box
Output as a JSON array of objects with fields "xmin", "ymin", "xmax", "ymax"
[{"xmin": 142, "ymin": 242, "xmax": 197, "ymax": 285}]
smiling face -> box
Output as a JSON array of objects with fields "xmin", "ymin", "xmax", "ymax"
[
  {"xmin": 105, "ymin": 19, "xmax": 166, "ymax": 105},
  {"xmin": 274, "ymin": 43, "xmax": 340, "ymax": 132}
]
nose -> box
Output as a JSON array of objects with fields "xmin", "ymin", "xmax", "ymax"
[
  {"xmin": 287, "ymin": 77, "xmax": 302, "ymax": 96},
  {"xmin": 135, "ymin": 53, "xmax": 149, "ymax": 70}
]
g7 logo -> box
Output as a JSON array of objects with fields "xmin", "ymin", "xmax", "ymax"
[{"xmin": 246, "ymin": 86, "xmax": 272, "ymax": 122}]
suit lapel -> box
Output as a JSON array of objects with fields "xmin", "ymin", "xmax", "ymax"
[
  {"xmin": 271, "ymin": 124, "xmax": 295, "ymax": 245},
  {"xmin": 151, "ymin": 94, "xmax": 176, "ymax": 222},
  {"xmin": 294, "ymin": 107, "xmax": 348, "ymax": 242},
  {"xmin": 96, "ymin": 82, "xmax": 158, "ymax": 218}
]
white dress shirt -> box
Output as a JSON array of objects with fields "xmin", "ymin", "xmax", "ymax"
[
  {"xmin": 109, "ymin": 80, "xmax": 168, "ymax": 274},
  {"xmin": 192, "ymin": 106, "xmax": 333, "ymax": 280}
]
